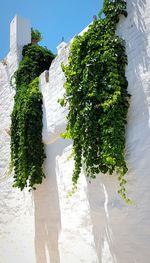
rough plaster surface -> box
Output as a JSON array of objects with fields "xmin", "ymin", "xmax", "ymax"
[{"xmin": 0, "ymin": 1, "xmax": 150, "ymax": 262}]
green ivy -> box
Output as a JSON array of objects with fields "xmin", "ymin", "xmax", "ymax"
[
  {"xmin": 59, "ymin": 0, "xmax": 131, "ymax": 202},
  {"xmin": 11, "ymin": 43, "xmax": 55, "ymax": 190}
]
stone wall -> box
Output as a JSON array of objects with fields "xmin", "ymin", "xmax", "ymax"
[{"xmin": 0, "ymin": 1, "xmax": 150, "ymax": 262}]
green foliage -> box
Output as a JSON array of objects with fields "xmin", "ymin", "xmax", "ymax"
[
  {"xmin": 60, "ymin": 0, "xmax": 131, "ymax": 202},
  {"xmin": 31, "ymin": 28, "xmax": 42, "ymax": 43},
  {"xmin": 15, "ymin": 44, "xmax": 55, "ymax": 87},
  {"xmin": 11, "ymin": 43, "xmax": 55, "ymax": 190}
]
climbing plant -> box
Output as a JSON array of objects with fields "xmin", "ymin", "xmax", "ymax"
[
  {"xmin": 11, "ymin": 41, "xmax": 55, "ymax": 190},
  {"xmin": 59, "ymin": 0, "xmax": 131, "ymax": 202}
]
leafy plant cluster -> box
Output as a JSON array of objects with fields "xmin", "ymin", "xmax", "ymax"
[
  {"xmin": 11, "ymin": 42, "xmax": 55, "ymax": 190},
  {"xmin": 60, "ymin": 0, "xmax": 131, "ymax": 202},
  {"xmin": 31, "ymin": 28, "xmax": 42, "ymax": 43}
]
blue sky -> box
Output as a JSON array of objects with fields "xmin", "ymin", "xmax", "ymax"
[{"xmin": 0, "ymin": 0, "xmax": 103, "ymax": 59}]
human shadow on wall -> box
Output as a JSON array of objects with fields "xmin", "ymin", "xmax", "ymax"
[
  {"xmin": 33, "ymin": 138, "xmax": 71, "ymax": 263},
  {"xmin": 86, "ymin": 0, "xmax": 150, "ymax": 262}
]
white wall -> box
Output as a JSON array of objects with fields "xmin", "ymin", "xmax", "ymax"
[
  {"xmin": 0, "ymin": 1, "xmax": 150, "ymax": 262},
  {"xmin": 10, "ymin": 15, "xmax": 31, "ymax": 52},
  {"xmin": 0, "ymin": 16, "xmax": 35, "ymax": 263}
]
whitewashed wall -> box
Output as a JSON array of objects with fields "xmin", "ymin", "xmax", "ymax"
[{"xmin": 0, "ymin": 1, "xmax": 150, "ymax": 262}]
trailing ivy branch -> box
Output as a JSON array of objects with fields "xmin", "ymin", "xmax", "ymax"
[
  {"xmin": 11, "ymin": 41, "xmax": 55, "ymax": 190},
  {"xmin": 59, "ymin": 0, "xmax": 131, "ymax": 202}
]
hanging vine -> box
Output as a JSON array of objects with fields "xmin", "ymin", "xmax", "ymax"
[
  {"xmin": 11, "ymin": 41, "xmax": 55, "ymax": 190},
  {"xmin": 59, "ymin": 0, "xmax": 131, "ymax": 202}
]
